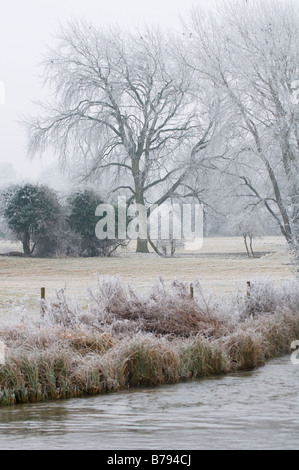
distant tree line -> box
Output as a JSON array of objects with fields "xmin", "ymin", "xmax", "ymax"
[{"xmin": 0, "ymin": 183, "xmax": 126, "ymax": 257}]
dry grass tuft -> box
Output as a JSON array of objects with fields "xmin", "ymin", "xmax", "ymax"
[
  {"xmin": 178, "ymin": 337, "xmax": 229, "ymax": 379},
  {"xmin": 112, "ymin": 334, "xmax": 181, "ymax": 387}
]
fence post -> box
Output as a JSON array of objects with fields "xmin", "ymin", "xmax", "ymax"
[
  {"xmin": 190, "ymin": 284, "xmax": 194, "ymax": 300},
  {"xmin": 41, "ymin": 287, "xmax": 46, "ymax": 316},
  {"xmin": 247, "ymin": 281, "xmax": 251, "ymax": 297}
]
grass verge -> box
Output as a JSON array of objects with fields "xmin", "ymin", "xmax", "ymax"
[{"xmin": 0, "ymin": 276, "xmax": 298, "ymax": 406}]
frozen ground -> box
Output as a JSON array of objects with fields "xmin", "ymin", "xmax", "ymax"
[{"xmin": 0, "ymin": 236, "xmax": 294, "ymax": 317}]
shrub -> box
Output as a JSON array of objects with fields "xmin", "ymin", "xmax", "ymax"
[
  {"xmin": 67, "ymin": 189, "xmax": 125, "ymax": 257},
  {"xmin": 1, "ymin": 183, "xmax": 64, "ymax": 257}
]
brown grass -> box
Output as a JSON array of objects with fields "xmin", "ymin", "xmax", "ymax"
[{"xmin": 0, "ymin": 274, "xmax": 298, "ymax": 407}]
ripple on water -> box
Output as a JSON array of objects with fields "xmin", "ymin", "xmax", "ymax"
[{"xmin": 0, "ymin": 356, "xmax": 298, "ymax": 450}]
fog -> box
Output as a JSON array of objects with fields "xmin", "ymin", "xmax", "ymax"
[{"xmin": 0, "ymin": 0, "xmax": 212, "ymax": 188}]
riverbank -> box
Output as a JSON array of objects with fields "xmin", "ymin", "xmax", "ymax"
[
  {"xmin": 0, "ymin": 276, "xmax": 298, "ymax": 407},
  {"xmin": 0, "ymin": 356, "xmax": 295, "ymax": 450}
]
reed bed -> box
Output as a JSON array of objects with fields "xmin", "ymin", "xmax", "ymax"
[{"xmin": 0, "ymin": 275, "xmax": 298, "ymax": 406}]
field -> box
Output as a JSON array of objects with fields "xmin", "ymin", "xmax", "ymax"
[{"xmin": 0, "ymin": 236, "xmax": 294, "ymax": 317}]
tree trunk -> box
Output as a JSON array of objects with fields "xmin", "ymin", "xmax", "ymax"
[
  {"xmin": 22, "ymin": 231, "xmax": 31, "ymax": 256},
  {"xmin": 133, "ymin": 162, "xmax": 149, "ymax": 254},
  {"xmin": 243, "ymin": 236, "xmax": 250, "ymax": 258},
  {"xmin": 249, "ymin": 236, "xmax": 255, "ymax": 258},
  {"xmin": 136, "ymin": 238, "xmax": 150, "ymax": 253}
]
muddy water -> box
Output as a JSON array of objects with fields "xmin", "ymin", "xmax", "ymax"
[{"xmin": 0, "ymin": 356, "xmax": 298, "ymax": 450}]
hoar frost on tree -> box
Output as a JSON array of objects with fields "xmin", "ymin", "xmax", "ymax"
[
  {"xmin": 27, "ymin": 23, "xmax": 219, "ymax": 253},
  {"xmin": 184, "ymin": 0, "xmax": 299, "ymax": 259},
  {"xmin": 25, "ymin": 1, "xmax": 299, "ymax": 260}
]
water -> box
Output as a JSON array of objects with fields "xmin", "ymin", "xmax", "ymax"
[{"xmin": 0, "ymin": 356, "xmax": 298, "ymax": 450}]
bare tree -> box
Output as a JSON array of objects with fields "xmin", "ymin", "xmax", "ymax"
[
  {"xmin": 27, "ymin": 22, "xmax": 216, "ymax": 253},
  {"xmin": 186, "ymin": 0, "xmax": 299, "ymax": 255},
  {"xmin": 228, "ymin": 210, "xmax": 261, "ymax": 258}
]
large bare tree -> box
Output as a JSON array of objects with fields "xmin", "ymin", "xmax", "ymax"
[
  {"xmin": 27, "ymin": 22, "xmax": 216, "ymax": 252},
  {"xmin": 185, "ymin": 0, "xmax": 299, "ymax": 257}
]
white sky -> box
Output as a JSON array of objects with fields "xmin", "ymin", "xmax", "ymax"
[{"xmin": 0, "ymin": 0, "xmax": 213, "ymax": 183}]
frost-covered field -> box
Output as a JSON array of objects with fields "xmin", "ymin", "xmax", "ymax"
[{"xmin": 0, "ymin": 236, "xmax": 294, "ymax": 318}]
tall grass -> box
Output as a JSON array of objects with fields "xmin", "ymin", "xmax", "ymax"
[{"xmin": 0, "ymin": 276, "xmax": 298, "ymax": 406}]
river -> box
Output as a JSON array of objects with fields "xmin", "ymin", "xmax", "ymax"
[{"xmin": 0, "ymin": 355, "xmax": 298, "ymax": 450}]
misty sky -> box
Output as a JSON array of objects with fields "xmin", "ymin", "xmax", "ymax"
[{"xmin": 0, "ymin": 0, "xmax": 213, "ymax": 185}]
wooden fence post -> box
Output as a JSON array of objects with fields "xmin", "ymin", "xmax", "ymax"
[
  {"xmin": 247, "ymin": 281, "xmax": 251, "ymax": 297},
  {"xmin": 190, "ymin": 284, "xmax": 194, "ymax": 300},
  {"xmin": 41, "ymin": 287, "xmax": 46, "ymax": 316}
]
